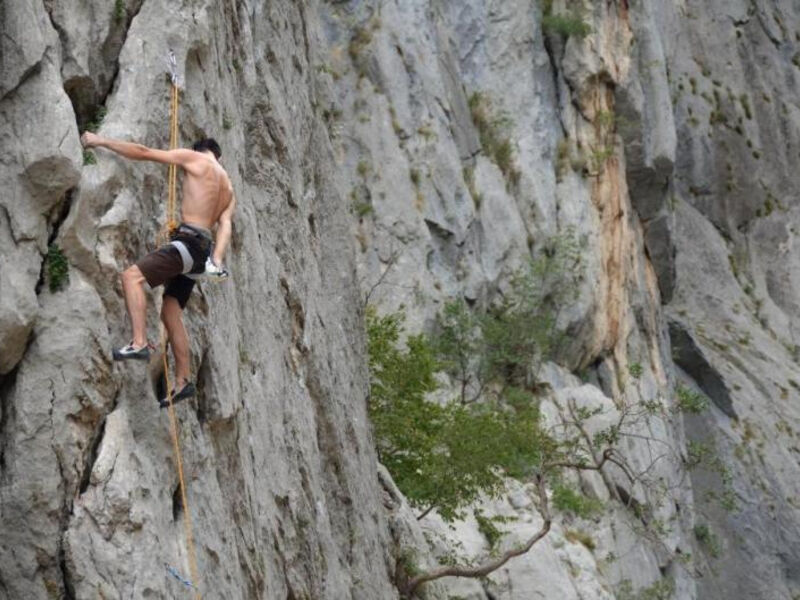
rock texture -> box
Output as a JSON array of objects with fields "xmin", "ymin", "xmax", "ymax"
[
  {"xmin": 325, "ymin": 0, "xmax": 800, "ymax": 598},
  {"xmin": 3, "ymin": 0, "xmax": 800, "ymax": 598},
  {"xmin": 1, "ymin": 1, "xmax": 397, "ymax": 598}
]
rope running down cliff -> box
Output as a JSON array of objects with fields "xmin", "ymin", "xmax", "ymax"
[{"xmin": 162, "ymin": 50, "xmax": 202, "ymax": 600}]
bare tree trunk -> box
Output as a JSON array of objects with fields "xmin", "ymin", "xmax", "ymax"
[{"xmin": 402, "ymin": 475, "xmax": 551, "ymax": 597}]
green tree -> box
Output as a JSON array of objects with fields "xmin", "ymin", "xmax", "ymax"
[
  {"xmin": 366, "ymin": 233, "xmax": 712, "ymax": 597},
  {"xmin": 367, "ymin": 308, "xmax": 547, "ymax": 522}
]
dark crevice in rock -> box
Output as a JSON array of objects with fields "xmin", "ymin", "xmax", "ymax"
[
  {"xmin": 195, "ymin": 350, "xmax": 211, "ymax": 425},
  {"xmin": 642, "ymin": 213, "xmax": 676, "ymax": 303},
  {"xmin": 58, "ymin": 541, "xmax": 76, "ymax": 600},
  {"xmin": 59, "ymin": 0, "xmax": 146, "ymax": 130},
  {"xmin": 172, "ymin": 482, "xmax": 183, "ymax": 521},
  {"xmin": 541, "ymin": 26, "xmax": 570, "ymax": 140},
  {"xmin": 0, "ymin": 364, "xmax": 21, "ymax": 476},
  {"xmin": 47, "ymin": 188, "xmax": 75, "ymax": 246},
  {"xmin": 753, "ymin": 6, "xmax": 782, "ymax": 49},
  {"xmin": 0, "ymin": 59, "xmax": 44, "ymax": 103},
  {"xmin": 42, "ymin": 1, "xmax": 68, "ymax": 55},
  {"xmin": 54, "ymin": 404, "xmax": 77, "ymax": 600},
  {"xmin": 150, "ymin": 360, "xmax": 168, "ymax": 407},
  {"xmin": 424, "ymin": 218, "xmax": 454, "ymax": 240},
  {"xmin": 615, "ymin": 484, "xmax": 647, "ymax": 524},
  {"xmin": 78, "ymin": 415, "xmax": 108, "ymax": 495},
  {"xmin": 668, "ymin": 320, "xmax": 737, "ymax": 419},
  {"xmin": 35, "ymin": 257, "xmax": 46, "ymax": 296},
  {"xmin": 42, "ymin": 3, "xmax": 93, "ymax": 129},
  {"xmin": 35, "ymin": 188, "xmax": 76, "ymax": 295}
]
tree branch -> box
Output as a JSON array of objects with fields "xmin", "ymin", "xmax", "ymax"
[
  {"xmin": 416, "ymin": 504, "xmax": 436, "ymax": 521},
  {"xmin": 364, "ymin": 249, "xmax": 402, "ymax": 307},
  {"xmin": 402, "ymin": 475, "xmax": 551, "ymax": 596}
]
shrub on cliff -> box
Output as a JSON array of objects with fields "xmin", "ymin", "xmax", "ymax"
[
  {"xmin": 366, "ymin": 231, "xmax": 718, "ymax": 596},
  {"xmin": 366, "ymin": 306, "xmax": 548, "ymax": 521}
]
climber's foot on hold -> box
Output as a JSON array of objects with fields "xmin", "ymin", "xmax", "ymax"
[
  {"xmin": 113, "ymin": 341, "xmax": 152, "ymax": 361},
  {"xmin": 159, "ymin": 381, "xmax": 196, "ymax": 408}
]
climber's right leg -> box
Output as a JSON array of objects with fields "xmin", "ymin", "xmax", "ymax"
[
  {"xmin": 114, "ymin": 245, "xmax": 183, "ymax": 361},
  {"xmin": 114, "ymin": 265, "xmax": 150, "ymax": 360}
]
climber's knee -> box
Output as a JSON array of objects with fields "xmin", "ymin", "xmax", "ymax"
[{"xmin": 122, "ymin": 265, "xmax": 146, "ymax": 288}]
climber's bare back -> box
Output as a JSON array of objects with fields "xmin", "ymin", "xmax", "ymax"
[
  {"xmin": 79, "ymin": 132, "xmax": 234, "ymax": 230},
  {"xmin": 180, "ymin": 152, "xmax": 233, "ymax": 230}
]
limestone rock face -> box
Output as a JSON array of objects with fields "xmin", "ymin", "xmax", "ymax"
[
  {"xmin": 1, "ymin": 1, "xmax": 396, "ymax": 598},
  {"xmin": 3, "ymin": 0, "xmax": 800, "ymax": 599},
  {"xmin": 325, "ymin": 0, "xmax": 800, "ymax": 599}
]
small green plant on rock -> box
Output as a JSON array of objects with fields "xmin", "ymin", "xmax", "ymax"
[
  {"xmin": 114, "ymin": 0, "xmax": 126, "ymax": 23},
  {"xmin": 541, "ymin": 9, "xmax": 591, "ymax": 39},
  {"xmin": 348, "ymin": 16, "xmax": 381, "ymax": 78},
  {"xmin": 82, "ymin": 150, "xmax": 96, "ymax": 166},
  {"xmin": 354, "ymin": 201, "xmax": 373, "ymax": 217},
  {"xmin": 47, "ymin": 244, "xmax": 69, "ymax": 292},
  {"xmin": 675, "ymin": 385, "xmax": 708, "ymax": 414},
  {"xmin": 462, "ymin": 166, "xmax": 482, "ymax": 209},
  {"xmin": 694, "ymin": 523, "xmax": 722, "ymax": 558},
  {"xmin": 474, "ymin": 510, "xmax": 515, "ymax": 552},
  {"xmin": 552, "ymin": 483, "xmax": 602, "ymax": 517},
  {"xmin": 409, "ymin": 168, "xmax": 421, "ymax": 187},
  {"xmin": 468, "ymin": 92, "xmax": 519, "ymax": 182},
  {"xmin": 348, "ymin": 26, "xmax": 373, "ymax": 61},
  {"xmin": 564, "ymin": 528, "xmax": 596, "ymax": 551},
  {"xmin": 590, "ymin": 145, "xmax": 614, "ymax": 172},
  {"xmin": 617, "ymin": 578, "xmax": 676, "ymax": 600}
]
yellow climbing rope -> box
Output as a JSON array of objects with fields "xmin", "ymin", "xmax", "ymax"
[
  {"xmin": 161, "ymin": 77, "xmax": 180, "ymax": 243},
  {"xmin": 161, "ymin": 53, "xmax": 202, "ymax": 599}
]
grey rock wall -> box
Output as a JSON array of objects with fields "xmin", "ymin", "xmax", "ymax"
[
  {"xmin": 326, "ymin": 0, "xmax": 800, "ymax": 598},
  {"xmin": 1, "ymin": 1, "xmax": 397, "ymax": 598},
  {"xmin": 3, "ymin": 0, "xmax": 800, "ymax": 598}
]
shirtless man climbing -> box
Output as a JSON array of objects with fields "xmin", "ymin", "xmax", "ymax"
[{"xmin": 80, "ymin": 132, "xmax": 235, "ymax": 406}]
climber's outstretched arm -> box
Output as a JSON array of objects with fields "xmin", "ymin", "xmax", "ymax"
[
  {"xmin": 213, "ymin": 193, "xmax": 236, "ymax": 265},
  {"xmin": 81, "ymin": 132, "xmax": 198, "ymax": 170}
]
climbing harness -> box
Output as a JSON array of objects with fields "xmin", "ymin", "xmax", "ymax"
[{"xmin": 160, "ymin": 49, "xmax": 202, "ymax": 600}]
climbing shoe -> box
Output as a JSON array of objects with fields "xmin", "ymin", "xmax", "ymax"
[
  {"xmin": 159, "ymin": 381, "xmax": 196, "ymax": 409},
  {"xmin": 112, "ymin": 341, "xmax": 151, "ymax": 361},
  {"xmin": 205, "ymin": 256, "xmax": 229, "ymax": 280}
]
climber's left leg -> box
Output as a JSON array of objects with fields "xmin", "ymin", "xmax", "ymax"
[
  {"xmin": 161, "ymin": 294, "xmax": 190, "ymax": 384},
  {"xmin": 159, "ymin": 277, "xmax": 197, "ymax": 407}
]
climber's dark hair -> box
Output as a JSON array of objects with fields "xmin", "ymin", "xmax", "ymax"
[{"xmin": 192, "ymin": 138, "xmax": 222, "ymax": 159}]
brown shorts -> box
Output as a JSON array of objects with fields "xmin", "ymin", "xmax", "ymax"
[{"xmin": 136, "ymin": 225, "xmax": 212, "ymax": 309}]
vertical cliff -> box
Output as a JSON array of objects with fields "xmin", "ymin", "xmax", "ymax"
[
  {"xmin": 323, "ymin": 0, "xmax": 800, "ymax": 598},
  {"xmin": 1, "ymin": 1, "xmax": 397, "ymax": 598},
  {"xmin": 2, "ymin": 0, "xmax": 800, "ymax": 599}
]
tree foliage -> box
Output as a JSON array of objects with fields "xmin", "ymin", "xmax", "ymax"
[
  {"xmin": 365, "ymin": 232, "xmax": 719, "ymax": 596},
  {"xmin": 366, "ymin": 307, "xmax": 547, "ymax": 521},
  {"xmin": 367, "ymin": 233, "xmax": 583, "ymax": 522}
]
